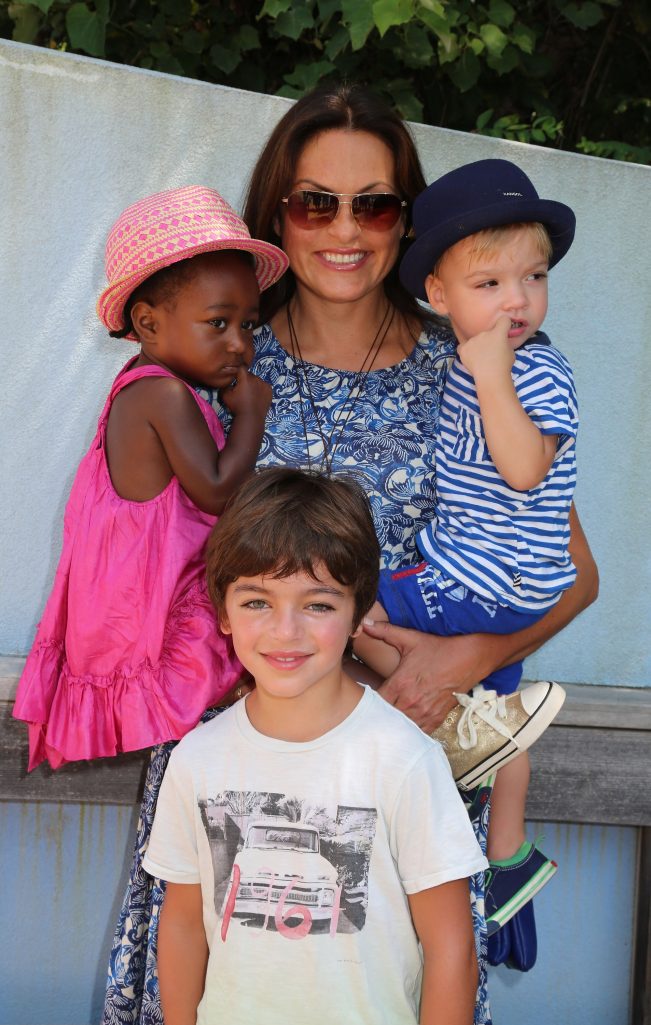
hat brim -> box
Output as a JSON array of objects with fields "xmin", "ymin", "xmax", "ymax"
[
  {"xmin": 400, "ymin": 198, "xmax": 576, "ymax": 301},
  {"xmin": 97, "ymin": 237, "xmax": 289, "ymax": 339}
]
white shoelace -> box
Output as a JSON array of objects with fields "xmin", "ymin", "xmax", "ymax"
[{"xmin": 452, "ymin": 685, "xmax": 517, "ymax": 750}]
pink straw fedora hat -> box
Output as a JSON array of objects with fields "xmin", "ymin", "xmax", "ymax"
[{"xmin": 97, "ymin": 185, "xmax": 289, "ymax": 338}]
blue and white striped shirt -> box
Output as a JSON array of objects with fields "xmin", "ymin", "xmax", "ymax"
[{"xmin": 418, "ymin": 334, "xmax": 578, "ymax": 612}]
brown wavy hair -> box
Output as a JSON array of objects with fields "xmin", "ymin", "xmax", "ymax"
[
  {"xmin": 243, "ymin": 82, "xmax": 427, "ymax": 324},
  {"xmin": 206, "ymin": 468, "xmax": 380, "ymax": 629}
]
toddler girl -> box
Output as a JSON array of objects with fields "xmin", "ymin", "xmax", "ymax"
[{"xmin": 13, "ymin": 185, "xmax": 288, "ymax": 770}]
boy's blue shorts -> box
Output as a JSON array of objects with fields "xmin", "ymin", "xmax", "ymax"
[{"xmin": 377, "ymin": 561, "xmax": 546, "ymax": 695}]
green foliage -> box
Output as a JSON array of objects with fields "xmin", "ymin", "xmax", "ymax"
[
  {"xmin": 1, "ymin": 0, "xmax": 649, "ymax": 163},
  {"xmin": 65, "ymin": 0, "xmax": 107, "ymax": 57},
  {"xmin": 476, "ymin": 109, "xmax": 566, "ymax": 146}
]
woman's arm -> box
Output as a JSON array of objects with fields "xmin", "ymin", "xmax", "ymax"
[
  {"xmin": 158, "ymin": 882, "xmax": 208, "ymax": 1025},
  {"xmin": 408, "ymin": 879, "xmax": 477, "ymax": 1025},
  {"xmin": 364, "ymin": 503, "xmax": 598, "ymax": 732}
]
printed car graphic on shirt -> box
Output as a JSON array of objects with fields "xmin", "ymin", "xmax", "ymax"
[{"xmin": 223, "ymin": 817, "xmax": 339, "ymax": 923}]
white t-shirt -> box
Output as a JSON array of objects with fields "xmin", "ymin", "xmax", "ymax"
[{"xmin": 144, "ymin": 686, "xmax": 488, "ymax": 1025}]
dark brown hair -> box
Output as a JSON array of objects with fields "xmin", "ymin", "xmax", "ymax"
[
  {"xmin": 206, "ymin": 467, "xmax": 380, "ymax": 627},
  {"xmin": 243, "ymin": 82, "xmax": 427, "ymax": 323}
]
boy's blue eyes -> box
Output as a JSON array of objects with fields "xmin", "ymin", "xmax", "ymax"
[{"xmin": 241, "ymin": 600, "xmax": 335, "ymax": 613}]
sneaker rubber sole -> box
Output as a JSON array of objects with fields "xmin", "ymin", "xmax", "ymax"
[
  {"xmin": 486, "ymin": 855, "xmax": 557, "ymax": 936},
  {"xmin": 455, "ymin": 681, "xmax": 566, "ymax": 791}
]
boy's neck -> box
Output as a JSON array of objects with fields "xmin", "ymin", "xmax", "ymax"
[{"xmin": 244, "ymin": 672, "xmax": 364, "ymax": 742}]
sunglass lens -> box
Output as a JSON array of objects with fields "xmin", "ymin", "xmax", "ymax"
[
  {"xmin": 352, "ymin": 194, "xmax": 403, "ymax": 230},
  {"xmin": 286, "ymin": 191, "xmax": 338, "ymax": 227}
]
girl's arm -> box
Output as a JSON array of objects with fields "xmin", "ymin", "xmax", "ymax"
[
  {"xmin": 158, "ymin": 882, "xmax": 208, "ymax": 1025},
  {"xmin": 458, "ymin": 317, "xmax": 556, "ymax": 490},
  {"xmin": 151, "ymin": 365, "xmax": 270, "ymax": 514},
  {"xmin": 364, "ymin": 503, "xmax": 598, "ymax": 732},
  {"xmin": 408, "ymin": 879, "xmax": 477, "ymax": 1025},
  {"xmin": 110, "ymin": 365, "xmax": 271, "ymax": 514}
]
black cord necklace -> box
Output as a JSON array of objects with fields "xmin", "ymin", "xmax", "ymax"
[{"xmin": 287, "ymin": 302, "xmax": 396, "ymax": 475}]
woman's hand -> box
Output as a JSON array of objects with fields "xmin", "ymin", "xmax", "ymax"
[
  {"xmin": 364, "ymin": 503, "xmax": 598, "ymax": 735},
  {"xmin": 363, "ymin": 621, "xmax": 493, "ymax": 733}
]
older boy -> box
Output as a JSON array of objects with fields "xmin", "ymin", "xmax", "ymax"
[
  {"xmin": 143, "ymin": 468, "xmax": 487, "ymax": 1025},
  {"xmin": 356, "ymin": 159, "xmax": 579, "ymax": 937}
]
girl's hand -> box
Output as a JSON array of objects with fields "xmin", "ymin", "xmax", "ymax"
[{"xmin": 220, "ymin": 365, "xmax": 272, "ymax": 418}]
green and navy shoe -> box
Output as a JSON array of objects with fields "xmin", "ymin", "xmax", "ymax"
[{"xmin": 485, "ymin": 840, "xmax": 557, "ymax": 936}]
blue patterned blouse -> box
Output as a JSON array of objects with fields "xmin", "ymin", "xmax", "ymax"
[{"xmin": 238, "ymin": 320, "xmax": 457, "ymax": 568}]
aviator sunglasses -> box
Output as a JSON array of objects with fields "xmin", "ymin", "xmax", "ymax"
[{"xmin": 282, "ymin": 190, "xmax": 407, "ymax": 231}]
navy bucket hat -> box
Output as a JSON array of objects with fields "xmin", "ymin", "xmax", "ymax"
[{"xmin": 400, "ymin": 159, "xmax": 576, "ymax": 301}]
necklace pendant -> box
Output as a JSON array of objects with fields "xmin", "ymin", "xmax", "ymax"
[{"xmin": 287, "ymin": 302, "xmax": 396, "ymax": 476}]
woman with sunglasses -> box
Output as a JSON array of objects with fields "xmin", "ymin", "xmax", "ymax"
[
  {"xmin": 103, "ymin": 84, "xmax": 597, "ymax": 1025},
  {"xmin": 242, "ymin": 82, "xmax": 596, "ymax": 732},
  {"xmin": 241, "ymin": 84, "xmax": 596, "ymax": 1021}
]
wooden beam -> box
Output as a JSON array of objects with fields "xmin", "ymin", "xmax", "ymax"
[
  {"xmin": 1, "ymin": 698, "xmax": 149, "ymax": 804},
  {"xmin": 2, "ymin": 676, "xmax": 651, "ymax": 823},
  {"xmin": 527, "ymin": 723, "xmax": 651, "ymax": 825}
]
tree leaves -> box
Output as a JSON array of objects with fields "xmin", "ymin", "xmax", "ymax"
[
  {"xmin": 2, "ymin": 0, "xmax": 648, "ymax": 163},
  {"xmin": 488, "ymin": 0, "xmax": 515, "ymax": 29},
  {"xmin": 446, "ymin": 47, "xmax": 479, "ymax": 91},
  {"xmin": 8, "ymin": 3, "xmax": 41, "ymax": 43},
  {"xmin": 479, "ymin": 22, "xmax": 508, "ymax": 56},
  {"xmin": 372, "ymin": 0, "xmax": 414, "ymax": 37},
  {"xmin": 26, "ymin": 0, "xmax": 56, "ymax": 14},
  {"xmin": 341, "ymin": 0, "xmax": 374, "ymax": 50},
  {"xmin": 275, "ymin": 5, "xmax": 315, "ymax": 39},
  {"xmin": 562, "ymin": 2, "xmax": 604, "ymax": 30},
  {"xmin": 66, "ymin": 0, "xmax": 108, "ymax": 57}
]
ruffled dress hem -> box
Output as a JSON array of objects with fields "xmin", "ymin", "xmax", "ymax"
[{"xmin": 15, "ymin": 581, "xmax": 241, "ymax": 771}]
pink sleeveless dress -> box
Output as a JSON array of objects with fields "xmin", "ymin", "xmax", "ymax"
[{"xmin": 13, "ymin": 360, "xmax": 241, "ymax": 770}]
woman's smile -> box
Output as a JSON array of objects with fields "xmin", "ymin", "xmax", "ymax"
[{"xmin": 317, "ymin": 249, "xmax": 370, "ymax": 268}]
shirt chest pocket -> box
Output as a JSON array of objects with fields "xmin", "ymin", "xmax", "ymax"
[{"xmin": 451, "ymin": 408, "xmax": 490, "ymax": 464}]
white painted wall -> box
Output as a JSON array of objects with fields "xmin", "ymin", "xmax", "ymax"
[{"xmin": 1, "ymin": 39, "xmax": 650, "ymax": 687}]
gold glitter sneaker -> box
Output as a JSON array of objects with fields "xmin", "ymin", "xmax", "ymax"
[{"xmin": 432, "ymin": 681, "xmax": 566, "ymax": 791}]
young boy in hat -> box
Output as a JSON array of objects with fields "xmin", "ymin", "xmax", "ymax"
[
  {"xmin": 355, "ymin": 159, "xmax": 580, "ymax": 938},
  {"xmin": 143, "ymin": 468, "xmax": 488, "ymax": 1025}
]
